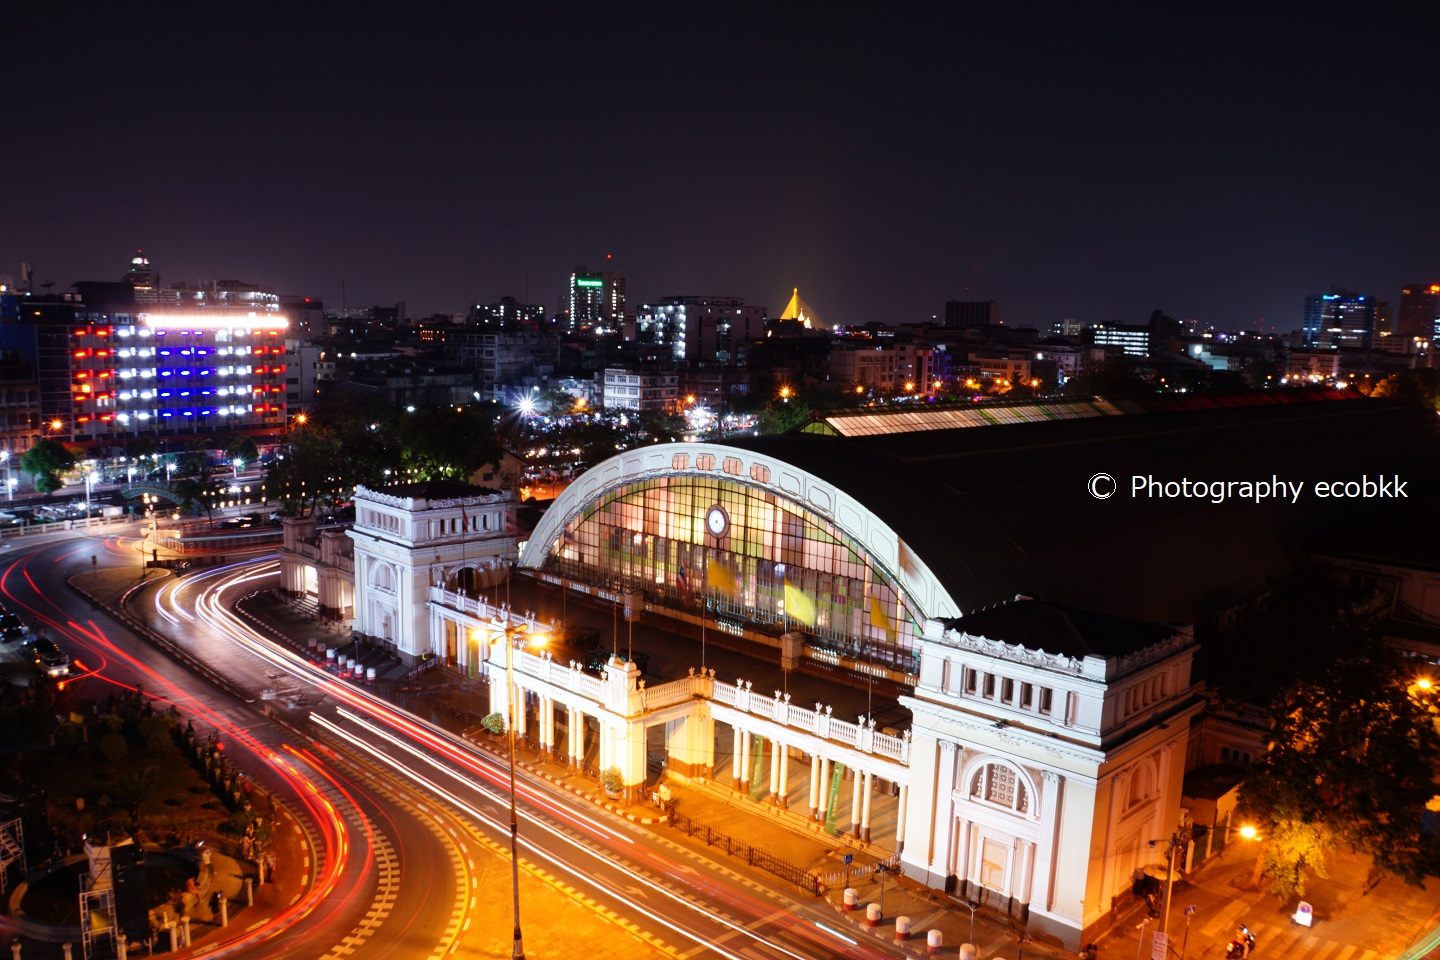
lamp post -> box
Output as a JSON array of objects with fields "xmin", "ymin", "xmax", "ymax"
[
  {"xmin": 491, "ymin": 604, "xmax": 548, "ymax": 960},
  {"xmin": 84, "ymin": 469, "xmax": 98, "ymax": 526},
  {"xmin": 960, "ymin": 897, "xmax": 980, "ymax": 948},
  {"xmin": 1136, "ymin": 917, "xmax": 1152, "ymax": 960}
]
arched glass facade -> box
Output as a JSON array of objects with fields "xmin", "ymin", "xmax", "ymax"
[{"xmin": 542, "ymin": 475, "xmax": 921, "ymax": 669}]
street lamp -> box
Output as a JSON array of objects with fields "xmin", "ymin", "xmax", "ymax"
[
  {"xmin": 0, "ymin": 450, "xmax": 10, "ymax": 501},
  {"xmin": 1148, "ymin": 832, "xmax": 1186, "ymax": 939},
  {"xmin": 84, "ymin": 469, "xmax": 99, "ymax": 525},
  {"xmin": 959, "ymin": 897, "xmax": 980, "ymax": 948},
  {"xmin": 487, "ymin": 606, "xmax": 549, "ymax": 960},
  {"xmin": 232, "ymin": 457, "xmax": 244, "ymax": 479}
]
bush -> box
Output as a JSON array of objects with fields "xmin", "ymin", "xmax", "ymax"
[
  {"xmin": 602, "ymin": 767, "xmax": 623, "ymax": 794},
  {"xmin": 481, "ymin": 712, "xmax": 506, "ymax": 735},
  {"xmin": 137, "ymin": 714, "xmax": 174, "ymax": 754},
  {"xmin": 97, "ymin": 732, "xmax": 129, "ymax": 763}
]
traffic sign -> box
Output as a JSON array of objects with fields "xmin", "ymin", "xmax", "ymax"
[
  {"xmin": 843, "ymin": 853, "xmax": 854, "ymax": 865},
  {"xmin": 1150, "ymin": 931, "xmax": 1168, "ymax": 959}
]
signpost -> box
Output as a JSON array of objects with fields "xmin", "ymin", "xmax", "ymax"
[{"xmin": 1150, "ymin": 930, "xmax": 1168, "ymax": 960}]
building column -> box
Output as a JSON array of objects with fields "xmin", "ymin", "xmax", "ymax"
[
  {"xmin": 1015, "ymin": 839, "xmax": 1036, "ymax": 909},
  {"xmin": 777, "ymin": 746, "xmax": 790, "ymax": 810},
  {"xmin": 860, "ymin": 771, "xmax": 874, "ymax": 842},
  {"xmin": 1031, "ymin": 771, "xmax": 1062, "ymax": 913},
  {"xmin": 567, "ymin": 707, "xmax": 580, "ymax": 766},
  {"xmin": 896, "ymin": 784, "xmax": 908, "ymax": 851},
  {"xmin": 731, "ymin": 726, "xmax": 743, "ymax": 790},
  {"xmin": 808, "ymin": 755, "xmax": 821, "ymax": 818},
  {"xmin": 930, "ymin": 741, "xmax": 960, "ymax": 891},
  {"xmin": 540, "ymin": 697, "xmax": 555, "ymax": 756},
  {"xmin": 514, "ymin": 687, "xmax": 528, "ymax": 742},
  {"xmin": 850, "ymin": 769, "xmax": 864, "ymax": 837},
  {"xmin": 769, "ymin": 740, "xmax": 781, "ymax": 798},
  {"xmin": 957, "ymin": 817, "xmax": 972, "ymax": 896}
]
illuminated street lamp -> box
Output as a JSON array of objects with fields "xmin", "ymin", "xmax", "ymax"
[
  {"xmin": 778, "ymin": 385, "xmax": 793, "ymax": 403},
  {"xmin": 232, "ymin": 457, "xmax": 244, "ymax": 479},
  {"xmin": 84, "ymin": 468, "xmax": 99, "ymax": 524},
  {"xmin": 483, "ymin": 607, "xmax": 550, "ymax": 960}
]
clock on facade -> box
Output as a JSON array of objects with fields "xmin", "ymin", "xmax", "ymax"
[{"xmin": 705, "ymin": 505, "xmax": 729, "ymax": 538}]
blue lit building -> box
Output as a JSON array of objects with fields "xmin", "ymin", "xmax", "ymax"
[{"xmin": 1302, "ymin": 289, "xmax": 1376, "ymax": 348}]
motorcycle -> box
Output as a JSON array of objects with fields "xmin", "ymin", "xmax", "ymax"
[{"xmin": 1224, "ymin": 924, "xmax": 1257, "ymax": 958}]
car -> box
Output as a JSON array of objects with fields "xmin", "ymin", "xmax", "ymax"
[
  {"xmin": 0, "ymin": 613, "xmax": 26, "ymax": 643},
  {"xmin": 31, "ymin": 636, "xmax": 70, "ymax": 677}
]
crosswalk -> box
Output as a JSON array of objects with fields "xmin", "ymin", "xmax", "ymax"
[{"xmin": 1195, "ymin": 899, "xmax": 1382, "ymax": 960}]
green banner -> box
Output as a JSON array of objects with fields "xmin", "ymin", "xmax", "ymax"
[
  {"xmin": 749, "ymin": 736, "xmax": 768, "ymax": 800},
  {"xmin": 825, "ymin": 762, "xmax": 845, "ymax": 834}
]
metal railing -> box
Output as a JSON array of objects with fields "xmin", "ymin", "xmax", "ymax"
[{"xmin": 668, "ymin": 806, "xmax": 822, "ymax": 896}]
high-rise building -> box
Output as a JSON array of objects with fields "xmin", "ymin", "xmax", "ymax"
[
  {"xmin": 633, "ymin": 296, "xmax": 765, "ymax": 363},
  {"xmin": 944, "ymin": 300, "xmax": 1000, "ymax": 330},
  {"xmin": 568, "ymin": 265, "xmax": 626, "ymax": 333},
  {"xmin": 1396, "ymin": 283, "xmax": 1440, "ymax": 343},
  {"xmin": 468, "ymin": 296, "xmax": 545, "ymax": 329},
  {"xmin": 121, "ymin": 250, "xmax": 157, "ymax": 294},
  {"xmin": 1302, "ymin": 289, "xmax": 1376, "ymax": 348}
]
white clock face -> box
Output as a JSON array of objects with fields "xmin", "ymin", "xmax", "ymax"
[{"xmin": 706, "ymin": 506, "xmax": 729, "ymax": 538}]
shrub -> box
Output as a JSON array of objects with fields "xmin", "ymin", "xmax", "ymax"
[
  {"xmin": 481, "ymin": 712, "xmax": 506, "ymax": 735},
  {"xmin": 97, "ymin": 733, "xmax": 129, "ymax": 763},
  {"xmin": 602, "ymin": 767, "xmax": 623, "ymax": 794}
]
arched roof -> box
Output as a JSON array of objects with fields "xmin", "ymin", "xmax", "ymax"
[
  {"xmin": 519, "ymin": 441, "xmax": 982, "ymax": 620},
  {"xmin": 524, "ymin": 395, "xmax": 1438, "ymax": 626}
]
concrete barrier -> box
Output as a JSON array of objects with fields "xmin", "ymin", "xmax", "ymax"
[
  {"xmin": 843, "ymin": 887, "xmax": 858, "ymax": 911},
  {"xmin": 864, "ymin": 902, "xmax": 881, "ymax": 928},
  {"xmin": 926, "ymin": 928, "xmax": 942, "ymax": 954},
  {"xmin": 895, "ymin": 915, "xmax": 911, "ymax": 941}
]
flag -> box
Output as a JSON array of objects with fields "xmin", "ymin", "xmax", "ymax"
[
  {"xmin": 869, "ymin": 593, "xmax": 894, "ymax": 637},
  {"xmin": 460, "ymin": 503, "xmax": 468, "ymax": 534},
  {"xmin": 784, "ymin": 579, "xmax": 817, "ymax": 627},
  {"xmin": 676, "ymin": 560, "xmax": 690, "ymax": 594},
  {"xmin": 705, "ymin": 559, "xmax": 736, "ymax": 595}
]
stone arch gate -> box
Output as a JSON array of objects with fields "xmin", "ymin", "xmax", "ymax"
[{"xmin": 429, "ymin": 586, "xmax": 911, "ymax": 845}]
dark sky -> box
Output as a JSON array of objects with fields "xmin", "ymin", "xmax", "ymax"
[{"xmin": 5, "ymin": 8, "xmax": 1437, "ymax": 331}]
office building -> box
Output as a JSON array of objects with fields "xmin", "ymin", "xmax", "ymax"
[
  {"xmin": 944, "ymin": 300, "xmax": 999, "ymax": 330},
  {"xmin": 1302, "ymin": 290, "xmax": 1376, "ymax": 349},
  {"xmin": 1397, "ymin": 283, "xmax": 1440, "ymax": 343},
  {"xmin": 633, "ymin": 296, "xmax": 765, "ymax": 363}
]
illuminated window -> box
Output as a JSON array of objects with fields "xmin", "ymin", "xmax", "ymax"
[
  {"xmin": 971, "ymin": 763, "xmax": 1028, "ymax": 813},
  {"xmin": 722, "ymin": 457, "xmax": 742, "ymax": 475},
  {"xmin": 672, "ymin": 454, "xmax": 689, "ymax": 470},
  {"xmin": 696, "ymin": 454, "xmax": 716, "ymax": 470},
  {"xmin": 749, "ymin": 464, "xmax": 770, "ymax": 483}
]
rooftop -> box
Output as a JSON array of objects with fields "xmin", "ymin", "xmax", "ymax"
[{"xmin": 949, "ymin": 598, "xmax": 1180, "ymax": 660}]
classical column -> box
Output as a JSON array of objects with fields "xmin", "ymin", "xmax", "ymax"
[
  {"xmin": 931, "ymin": 741, "xmax": 960, "ymax": 890},
  {"xmin": 739, "ymin": 729, "xmax": 752, "ymax": 796},
  {"xmin": 1031, "ymin": 771, "xmax": 1063, "ymax": 913},
  {"xmin": 808, "ymin": 755, "xmax": 821, "ymax": 818},
  {"xmin": 816, "ymin": 757, "xmax": 833, "ymax": 823},
  {"xmin": 896, "ymin": 784, "xmax": 909, "ymax": 851},
  {"xmin": 850, "ymin": 768, "xmax": 863, "ymax": 837},
  {"xmin": 777, "ymin": 746, "xmax": 790, "ymax": 809},
  {"xmin": 540, "ymin": 697, "xmax": 554, "ymax": 756},
  {"xmin": 957, "ymin": 817, "xmax": 972, "ymax": 896},
  {"xmin": 567, "ymin": 707, "xmax": 580, "ymax": 766},
  {"xmin": 860, "ymin": 771, "xmax": 874, "ymax": 842},
  {"xmin": 1015, "ymin": 839, "xmax": 1036, "ymax": 909},
  {"xmin": 769, "ymin": 740, "xmax": 781, "ymax": 798},
  {"xmin": 732, "ymin": 726, "xmax": 743, "ymax": 790}
]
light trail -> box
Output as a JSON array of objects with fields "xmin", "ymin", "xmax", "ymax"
[{"xmin": 179, "ymin": 557, "xmax": 897, "ymax": 960}]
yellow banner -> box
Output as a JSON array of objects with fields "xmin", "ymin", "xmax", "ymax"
[
  {"xmin": 706, "ymin": 560, "xmax": 736, "ymax": 595},
  {"xmin": 784, "ymin": 581, "xmax": 817, "ymax": 627}
]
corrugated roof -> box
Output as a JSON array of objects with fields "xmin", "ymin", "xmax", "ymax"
[{"xmin": 730, "ymin": 393, "xmax": 1439, "ymax": 623}]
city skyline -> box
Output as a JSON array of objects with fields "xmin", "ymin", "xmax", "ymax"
[{"xmin": 3, "ymin": 9, "xmax": 1437, "ymax": 331}]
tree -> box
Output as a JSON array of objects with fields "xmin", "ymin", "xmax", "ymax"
[
  {"xmin": 1240, "ymin": 646, "xmax": 1440, "ymax": 895},
  {"xmin": 225, "ymin": 435, "xmax": 259, "ymax": 469},
  {"xmin": 19, "ymin": 438, "xmax": 75, "ymax": 495}
]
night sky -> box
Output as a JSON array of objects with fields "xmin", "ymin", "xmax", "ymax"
[{"xmin": 5, "ymin": 8, "xmax": 1437, "ymax": 332}]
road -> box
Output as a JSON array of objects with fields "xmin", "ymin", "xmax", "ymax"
[{"xmin": 150, "ymin": 546, "xmax": 907, "ymax": 959}]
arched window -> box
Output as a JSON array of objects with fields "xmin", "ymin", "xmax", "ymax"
[
  {"xmin": 370, "ymin": 562, "xmax": 396, "ymax": 593},
  {"xmin": 969, "ymin": 762, "xmax": 1029, "ymax": 814},
  {"xmin": 1126, "ymin": 760, "xmax": 1157, "ymax": 809}
]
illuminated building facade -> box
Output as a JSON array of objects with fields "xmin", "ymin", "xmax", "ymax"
[
  {"xmin": 64, "ymin": 310, "xmax": 289, "ymax": 441},
  {"xmin": 633, "ymin": 296, "xmax": 765, "ymax": 363},
  {"xmin": 568, "ymin": 266, "xmax": 626, "ymax": 333},
  {"xmin": 1397, "ymin": 282, "xmax": 1440, "ymax": 344},
  {"xmin": 1302, "ymin": 289, "xmax": 1376, "ymax": 348}
]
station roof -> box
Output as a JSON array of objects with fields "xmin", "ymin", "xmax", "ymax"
[{"xmin": 730, "ymin": 392, "xmax": 1439, "ymax": 624}]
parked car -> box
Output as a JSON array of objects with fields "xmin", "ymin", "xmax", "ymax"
[
  {"xmin": 0, "ymin": 612, "xmax": 26, "ymax": 643},
  {"xmin": 31, "ymin": 636, "xmax": 71, "ymax": 677}
]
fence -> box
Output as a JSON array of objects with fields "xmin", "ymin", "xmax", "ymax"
[{"xmin": 669, "ymin": 806, "xmax": 822, "ymax": 896}]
